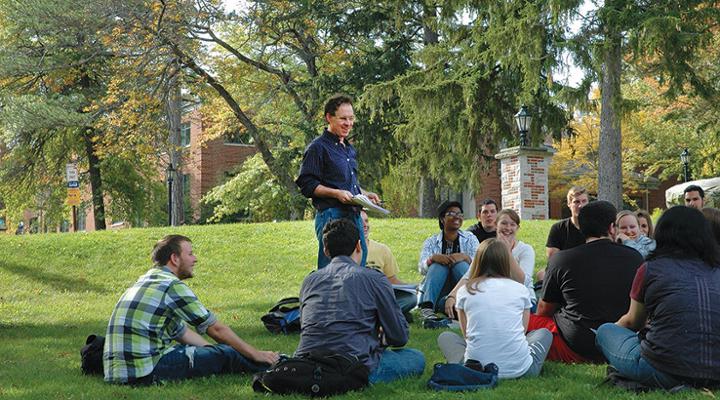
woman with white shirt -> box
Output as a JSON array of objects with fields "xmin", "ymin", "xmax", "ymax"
[
  {"xmin": 444, "ymin": 209, "xmax": 538, "ymax": 316},
  {"xmin": 437, "ymin": 238, "xmax": 552, "ymax": 379}
]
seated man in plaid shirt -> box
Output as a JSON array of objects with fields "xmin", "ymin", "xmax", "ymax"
[{"xmin": 103, "ymin": 234, "xmax": 280, "ymax": 384}]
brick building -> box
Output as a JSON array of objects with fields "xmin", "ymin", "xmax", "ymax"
[{"xmin": 178, "ymin": 111, "xmax": 257, "ymax": 222}]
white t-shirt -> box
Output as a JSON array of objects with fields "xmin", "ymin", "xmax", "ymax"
[
  {"xmin": 456, "ymin": 278, "xmax": 533, "ymax": 378},
  {"xmin": 462, "ymin": 240, "xmax": 536, "ymax": 302}
]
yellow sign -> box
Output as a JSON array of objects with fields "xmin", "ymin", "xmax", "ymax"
[{"xmin": 66, "ymin": 188, "xmax": 81, "ymax": 206}]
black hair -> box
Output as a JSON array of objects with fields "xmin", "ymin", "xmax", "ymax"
[
  {"xmin": 437, "ymin": 200, "xmax": 463, "ymax": 230},
  {"xmin": 324, "ymin": 94, "xmax": 353, "ymax": 117},
  {"xmin": 152, "ymin": 234, "xmax": 192, "ymax": 266},
  {"xmin": 649, "ymin": 206, "xmax": 720, "ymax": 266},
  {"xmin": 577, "ymin": 200, "xmax": 616, "ymax": 239},
  {"xmin": 479, "ymin": 198, "xmax": 498, "ymax": 208},
  {"xmin": 683, "ymin": 184, "xmax": 705, "ymax": 199},
  {"xmin": 322, "ymin": 218, "xmax": 360, "ymax": 258}
]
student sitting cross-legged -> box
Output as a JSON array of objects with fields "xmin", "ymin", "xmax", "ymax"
[
  {"xmin": 417, "ymin": 201, "xmax": 479, "ymax": 327},
  {"xmin": 295, "ymin": 218, "xmax": 425, "ymax": 384},
  {"xmin": 437, "ymin": 238, "xmax": 552, "ymax": 379},
  {"xmin": 596, "ymin": 206, "xmax": 720, "ymax": 390}
]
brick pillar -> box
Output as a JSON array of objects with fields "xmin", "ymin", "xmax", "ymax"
[{"xmin": 495, "ymin": 146, "xmax": 555, "ymax": 220}]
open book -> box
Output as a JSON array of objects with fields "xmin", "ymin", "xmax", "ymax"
[
  {"xmin": 392, "ymin": 283, "xmax": 418, "ymax": 295},
  {"xmin": 350, "ymin": 194, "xmax": 390, "ymax": 216}
]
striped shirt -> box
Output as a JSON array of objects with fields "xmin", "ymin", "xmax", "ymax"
[{"xmin": 103, "ymin": 266, "xmax": 216, "ymax": 383}]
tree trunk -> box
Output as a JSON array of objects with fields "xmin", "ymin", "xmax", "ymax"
[
  {"xmin": 82, "ymin": 129, "xmax": 106, "ymax": 230},
  {"xmin": 166, "ymin": 71, "xmax": 184, "ymax": 226},
  {"xmin": 598, "ymin": 33, "xmax": 623, "ymax": 210},
  {"xmin": 417, "ymin": 4, "xmax": 441, "ymax": 218},
  {"xmin": 419, "ymin": 176, "xmax": 440, "ymax": 218}
]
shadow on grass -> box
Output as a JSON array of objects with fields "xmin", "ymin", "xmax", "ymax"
[{"xmin": 0, "ymin": 260, "xmax": 108, "ymax": 294}]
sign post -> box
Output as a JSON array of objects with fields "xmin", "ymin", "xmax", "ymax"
[{"xmin": 66, "ymin": 163, "xmax": 80, "ymax": 231}]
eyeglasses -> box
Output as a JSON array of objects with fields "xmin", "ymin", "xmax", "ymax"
[{"xmin": 445, "ymin": 211, "xmax": 464, "ymax": 218}]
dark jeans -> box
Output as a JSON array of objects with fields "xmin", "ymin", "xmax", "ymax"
[
  {"xmin": 314, "ymin": 207, "xmax": 367, "ymax": 269},
  {"xmin": 135, "ymin": 344, "xmax": 268, "ymax": 385},
  {"xmin": 394, "ymin": 289, "xmax": 417, "ymax": 315}
]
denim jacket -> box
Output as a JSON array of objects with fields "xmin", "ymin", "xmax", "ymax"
[
  {"xmin": 418, "ymin": 230, "xmax": 480, "ymax": 275},
  {"xmin": 622, "ymin": 235, "xmax": 656, "ymax": 259}
]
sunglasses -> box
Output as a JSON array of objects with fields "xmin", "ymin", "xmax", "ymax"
[{"xmin": 444, "ymin": 211, "xmax": 464, "ymax": 218}]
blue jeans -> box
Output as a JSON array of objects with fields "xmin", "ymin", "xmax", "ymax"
[
  {"xmin": 315, "ymin": 207, "xmax": 367, "ymax": 269},
  {"xmin": 595, "ymin": 323, "xmax": 681, "ymax": 389},
  {"xmin": 140, "ymin": 344, "xmax": 269, "ymax": 384},
  {"xmin": 368, "ymin": 348, "xmax": 425, "ymax": 384},
  {"xmin": 394, "ymin": 289, "xmax": 418, "ymax": 315},
  {"xmin": 419, "ymin": 261, "xmax": 470, "ymax": 311}
]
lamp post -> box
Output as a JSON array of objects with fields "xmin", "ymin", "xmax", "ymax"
[
  {"xmin": 515, "ymin": 105, "xmax": 532, "ymax": 147},
  {"xmin": 680, "ymin": 148, "xmax": 690, "ymax": 182},
  {"xmin": 167, "ymin": 163, "xmax": 175, "ymax": 226}
]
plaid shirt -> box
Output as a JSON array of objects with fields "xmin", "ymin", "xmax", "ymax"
[{"xmin": 103, "ymin": 266, "xmax": 216, "ymax": 383}]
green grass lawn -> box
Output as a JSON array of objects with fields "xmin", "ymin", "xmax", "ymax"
[{"xmin": 0, "ymin": 218, "xmax": 713, "ymax": 399}]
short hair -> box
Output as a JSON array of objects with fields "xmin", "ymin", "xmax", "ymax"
[
  {"xmin": 701, "ymin": 207, "xmax": 720, "ymax": 246},
  {"xmin": 651, "ymin": 206, "xmax": 719, "ymax": 266},
  {"xmin": 437, "ymin": 200, "xmax": 463, "ymax": 230},
  {"xmin": 496, "ymin": 208, "xmax": 520, "ymax": 226},
  {"xmin": 322, "ymin": 219, "xmax": 359, "ymax": 258},
  {"xmin": 567, "ymin": 186, "xmax": 588, "ymax": 203},
  {"xmin": 684, "ymin": 184, "xmax": 705, "ymax": 199},
  {"xmin": 465, "ymin": 239, "xmax": 512, "ymax": 294},
  {"xmin": 635, "ymin": 209, "xmax": 654, "ymax": 238},
  {"xmin": 578, "ymin": 200, "xmax": 617, "ymax": 239},
  {"xmin": 152, "ymin": 234, "xmax": 192, "ymax": 266},
  {"xmin": 478, "ymin": 198, "xmax": 498, "ymax": 210},
  {"xmin": 324, "ymin": 94, "xmax": 353, "ymax": 117},
  {"xmin": 615, "ymin": 210, "xmax": 639, "ymax": 230}
]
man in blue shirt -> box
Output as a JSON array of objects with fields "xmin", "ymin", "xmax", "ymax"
[
  {"xmin": 296, "ymin": 94, "xmax": 380, "ymax": 268},
  {"xmin": 295, "ymin": 219, "xmax": 425, "ymax": 383}
]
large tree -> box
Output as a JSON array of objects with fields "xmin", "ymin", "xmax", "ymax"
[
  {"xmin": 107, "ymin": 0, "xmax": 418, "ymax": 220},
  {"xmin": 564, "ymin": 0, "xmax": 719, "ymax": 208},
  {"xmin": 0, "ymin": 0, "xmax": 169, "ymax": 229}
]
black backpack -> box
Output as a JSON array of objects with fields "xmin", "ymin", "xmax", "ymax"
[
  {"xmin": 261, "ymin": 297, "xmax": 301, "ymax": 334},
  {"xmin": 252, "ymin": 350, "xmax": 369, "ymax": 397},
  {"xmin": 80, "ymin": 334, "xmax": 105, "ymax": 375}
]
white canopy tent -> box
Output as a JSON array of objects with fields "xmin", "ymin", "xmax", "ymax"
[{"xmin": 665, "ymin": 177, "xmax": 720, "ymax": 208}]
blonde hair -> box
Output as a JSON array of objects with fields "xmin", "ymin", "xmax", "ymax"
[
  {"xmin": 567, "ymin": 186, "xmax": 588, "ymax": 203},
  {"xmin": 465, "ymin": 239, "xmax": 512, "ymax": 295},
  {"xmin": 635, "ymin": 209, "xmax": 654, "ymax": 238},
  {"xmin": 616, "ymin": 210, "xmax": 639, "ymax": 230}
]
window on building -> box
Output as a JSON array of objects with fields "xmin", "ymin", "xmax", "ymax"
[
  {"xmin": 182, "ymin": 174, "xmax": 191, "ymax": 197},
  {"xmin": 180, "ymin": 122, "xmax": 191, "ymax": 147},
  {"xmin": 223, "ymin": 130, "xmax": 251, "ymax": 145}
]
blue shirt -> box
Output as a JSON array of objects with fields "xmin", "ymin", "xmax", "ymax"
[
  {"xmin": 296, "ymin": 129, "xmax": 361, "ymax": 211},
  {"xmin": 295, "ymin": 255, "xmax": 409, "ymax": 371}
]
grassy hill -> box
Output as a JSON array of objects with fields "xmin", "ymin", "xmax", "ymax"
[{"xmin": 0, "ymin": 219, "xmax": 711, "ymax": 399}]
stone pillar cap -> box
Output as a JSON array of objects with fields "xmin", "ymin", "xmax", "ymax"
[{"xmin": 495, "ymin": 145, "xmax": 556, "ymax": 160}]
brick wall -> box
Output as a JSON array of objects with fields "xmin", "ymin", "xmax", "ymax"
[{"xmin": 181, "ymin": 112, "xmax": 258, "ymax": 222}]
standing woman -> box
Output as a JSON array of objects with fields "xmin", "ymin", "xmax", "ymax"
[
  {"xmin": 437, "ymin": 239, "xmax": 552, "ymax": 379},
  {"xmin": 596, "ymin": 206, "xmax": 720, "ymax": 389}
]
